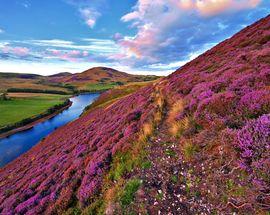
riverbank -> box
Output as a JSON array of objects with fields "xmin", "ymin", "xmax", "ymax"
[
  {"xmin": 0, "ymin": 99, "xmax": 72, "ymax": 139},
  {"xmin": 0, "ymin": 93, "xmax": 99, "ymax": 167}
]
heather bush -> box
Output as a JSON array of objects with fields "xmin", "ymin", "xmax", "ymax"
[
  {"xmin": 235, "ymin": 114, "xmax": 270, "ymax": 172},
  {"xmin": 238, "ymin": 90, "xmax": 270, "ymax": 119},
  {"xmin": 194, "ymin": 91, "xmax": 238, "ymax": 129}
]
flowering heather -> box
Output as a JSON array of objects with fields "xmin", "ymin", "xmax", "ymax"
[
  {"xmin": 0, "ymin": 85, "xmax": 157, "ymax": 214},
  {"xmin": 236, "ymin": 114, "xmax": 270, "ymax": 170},
  {"xmin": 0, "ymin": 15, "xmax": 269, "ymax": 214}
]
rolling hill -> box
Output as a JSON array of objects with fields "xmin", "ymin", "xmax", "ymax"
[
  {"xmin": 0, "ymin": 67, "xmax": 159, "ymax": 94},
  {"xmin": 0, "ymin": 15, "xmax": 269, "ymax": 214}
]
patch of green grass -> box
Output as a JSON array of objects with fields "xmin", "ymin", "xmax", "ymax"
[
  {"xmin": 82, "ymin": 198, "xmax": 104, "ymax": 215},
  {"xmin": 141, "ymin": 161, "xmax": 152, "ymax": 169},
  {"xmin": 161, "ymin": 141, "xmax": 173, "ymax": 145},
  {"xmin": 156, "ymin": 191, "xmax": 163, "ymax": 201},
  {"xmin": 186, "ymin": 178, "xmax": 192, "ymax": 194},
  {"xmin": 232, "ymin": 186, "xmax": 246, "ymax": 197},
  {"xmin": 171, "ymin": 175, "xmax": 178, "ymax": 183},
  {"xmin": 182, "ymin": 141, "xmax": 199, "ymax": 160},
  {"xmin": 86, "ymin": 82, "xmax": 120, "ymax": 92},
  {"xmin": 165, "ymin": 149, "xmax": 177, "ymax": 157},
  {"xmin": 0, "ymin": 94, "xmax": 68, "ymax": 128},
  {"xmin": 63, "ymin": 207, "xmax": 81, "ymax": 215},
  {"xmin": 226, "ymin": 179, "xmax": 234, "ymax": 190},
  {"xmin": 119, "ymin": 178, "xmax": 142, "ymax": 207},
  {"xmin": 108, "ymin": 152, "xmax": 135, "ymax": 181}
]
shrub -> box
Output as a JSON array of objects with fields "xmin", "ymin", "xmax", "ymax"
[
  {"xmin": 236, "ymin": 114, "xmax": 270, "ymax": 167},
  {"xmin": 235, "ymin": 114, "xmax": 270, "ymax": 191}
]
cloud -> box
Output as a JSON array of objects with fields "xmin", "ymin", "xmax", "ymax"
[
  {"xmin": 0, "ymin": 38, "xmax": 119, "ymax": 64},
  {"xmin": 2, "ymin": 46, "xmax": 30, "ymax": 56},
  {"xmin": 30, "ymin": 39, "xmax": 74, "ymax": 47},
  {"xmin": 64, "ymin": 0, "xmax": 106, "ymax": 29},
  {"xmin": 79, "ymin": 7, "xmax": 101, "ymax": 28},
  {"xmin": 25, "ymin": 39, "xmax": 119, "ymax": 54},
  {"xmin": 45, "ymin": 49, "xmax": 89, "ymax": 62},
  {"xmin": 117, "ymin": 0, "xmax": 264, "ymax": 67},
  {"xmin": 175, "ymin": 0, "xmax": 261, "ymax": 16},
  {"xmin": 0, "ymin": 28, "xmax": 4, "ymax": 34},
  {"xmin": 21, "ymin": 2, "xmax": 30, "ymax": 9}
]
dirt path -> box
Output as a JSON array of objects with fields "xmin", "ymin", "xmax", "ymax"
[{"xmin": 132, "ymin": 111, "xmax": 213, "ymax": 214}]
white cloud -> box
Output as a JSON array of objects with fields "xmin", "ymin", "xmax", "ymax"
[
  {"xmin": 79, "ymin": 8, "xmax": 101, "ymax": 28},
  {"xmin": 29, "ymin": 39, "xmax": 74, "ymax": 47},
  {"xmin": 0, "ymin": 28, "xmax": 5, "ymax": 34},
  {"xmin": 22, "ymin": 2, "xmax": 30, "ymax": 8},
  {"xmin": 23, "ymin": 39, "xmax": 119, "ymax": 54},
  {"xmin": 0, "ymin": 42, "xmax": 9, "ymax": 48}
]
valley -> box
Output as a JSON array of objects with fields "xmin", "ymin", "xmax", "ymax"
[{"xmin": 0, "ymin": 67, "xmax": 158, "ymax": 137}]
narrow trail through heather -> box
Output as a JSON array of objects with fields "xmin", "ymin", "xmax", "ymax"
[{"xmin": 131, "ymin": 109, "xmax": 213, "ymax": 215}]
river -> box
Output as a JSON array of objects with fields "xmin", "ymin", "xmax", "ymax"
[{"xmin": 0, "ymin": 93, "xmax": 99, "ymax": 168}]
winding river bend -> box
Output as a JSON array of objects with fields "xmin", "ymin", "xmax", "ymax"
[{"xmin": 0, "ymin": 93, "xmax": 99, "ymax": 167}]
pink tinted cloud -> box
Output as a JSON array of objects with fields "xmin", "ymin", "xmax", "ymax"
[
  {"xmin": 118, "ymin": 0, "xmax": 261, "ymax": 61},
  {"xmin": 47, "ymin": 49, "xmax": 88, "ymax": 62},
  {"xmin": 79, "ymin": 8, "xmax": 101, "ymax": 28},
  {"xmin": 118, "ymin": 24, "xmax": 158, "ymax": 59},
  {"xmin": 175, "ymin": 0, "xmax": 261, "ymax": 16},
  {"xmin": 2, "ymin": 46, "xmax": 30, "ymax": 56}
]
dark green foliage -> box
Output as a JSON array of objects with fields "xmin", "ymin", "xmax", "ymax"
[{"xmin": 7, "ymin": 88, "xmax": 69, "ymax": 95}]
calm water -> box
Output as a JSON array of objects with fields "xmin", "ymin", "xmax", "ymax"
[{"xmin": 0, "ymin": 93, "xmax": 99, "ymax": 167}]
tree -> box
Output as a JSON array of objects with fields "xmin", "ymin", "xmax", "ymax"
[{"xmin": 1, "ymin": 92, "xmax": 8, "ymax": 101}]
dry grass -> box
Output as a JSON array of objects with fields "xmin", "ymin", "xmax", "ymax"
[
  {"xmin": 170, "ymin": 116, "xmax": 190, "ymax": 138},
  {"xmin": 167, "ymin": 99, "xmax": 188, "ymax": 137},
  {"xmin": 181, "ymin": 139, "xmax": 199, "ymax": 161},
  {"xmin": 168, "ymin": 100, "xmax": 184, "ymax": 121}
]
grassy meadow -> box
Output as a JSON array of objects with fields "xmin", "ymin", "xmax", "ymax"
[{"xmin": 0, "ymin": 93, "xmax": 69, "ymax": 128}]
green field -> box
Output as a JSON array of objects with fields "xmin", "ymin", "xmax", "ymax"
[
  {"xmin": 0, "ymin": 94, "xmax": 69, "ymax": 128},
  {"xmin": 85, "ymin": 82, "xmax": 121, "ymax": 91}
]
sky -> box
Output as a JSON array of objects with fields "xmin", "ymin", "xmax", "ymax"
[{"xmin": 0, "ymin": 0, "xmax": 269, "ymax": 76}]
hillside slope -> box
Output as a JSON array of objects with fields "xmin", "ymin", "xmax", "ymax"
[
  {"xmin": 48, "ymin": 67, "xmax": 159, "ymax": 92},
  {"xmin": 0, "ymin": 15, "xmax": 269, "ymax": 214}
]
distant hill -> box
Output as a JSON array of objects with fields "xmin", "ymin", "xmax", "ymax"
[
  {"xmin": 0, "ymin": 72, "xmax": 42, "ymax": 79},
  {"xmin": 0, "ymin": 67, "xmax": 160, "ymax": 93},
  {"xmin": 48, "ymin": 72, "xmax": 72, "ymax": 77},
  {"xmin": 49, "ymin": 67, "xmax": 157, "ymax": 83}
]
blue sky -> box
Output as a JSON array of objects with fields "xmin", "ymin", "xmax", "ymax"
[{"xmin": 0, "ymin": 0, "xmax": 269, "ymax": 75}]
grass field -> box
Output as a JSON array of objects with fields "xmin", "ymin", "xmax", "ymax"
[
  {"xmin": 85, "ymin": 82, "xmax": 120, "ymax": 91},
  {"xmin": 0, "ymin": 78, "xmax": 72, "ymax": 94},
  {"xmin": 0, "ymin": 93, "xmax": 69, "ymax": 128}
]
